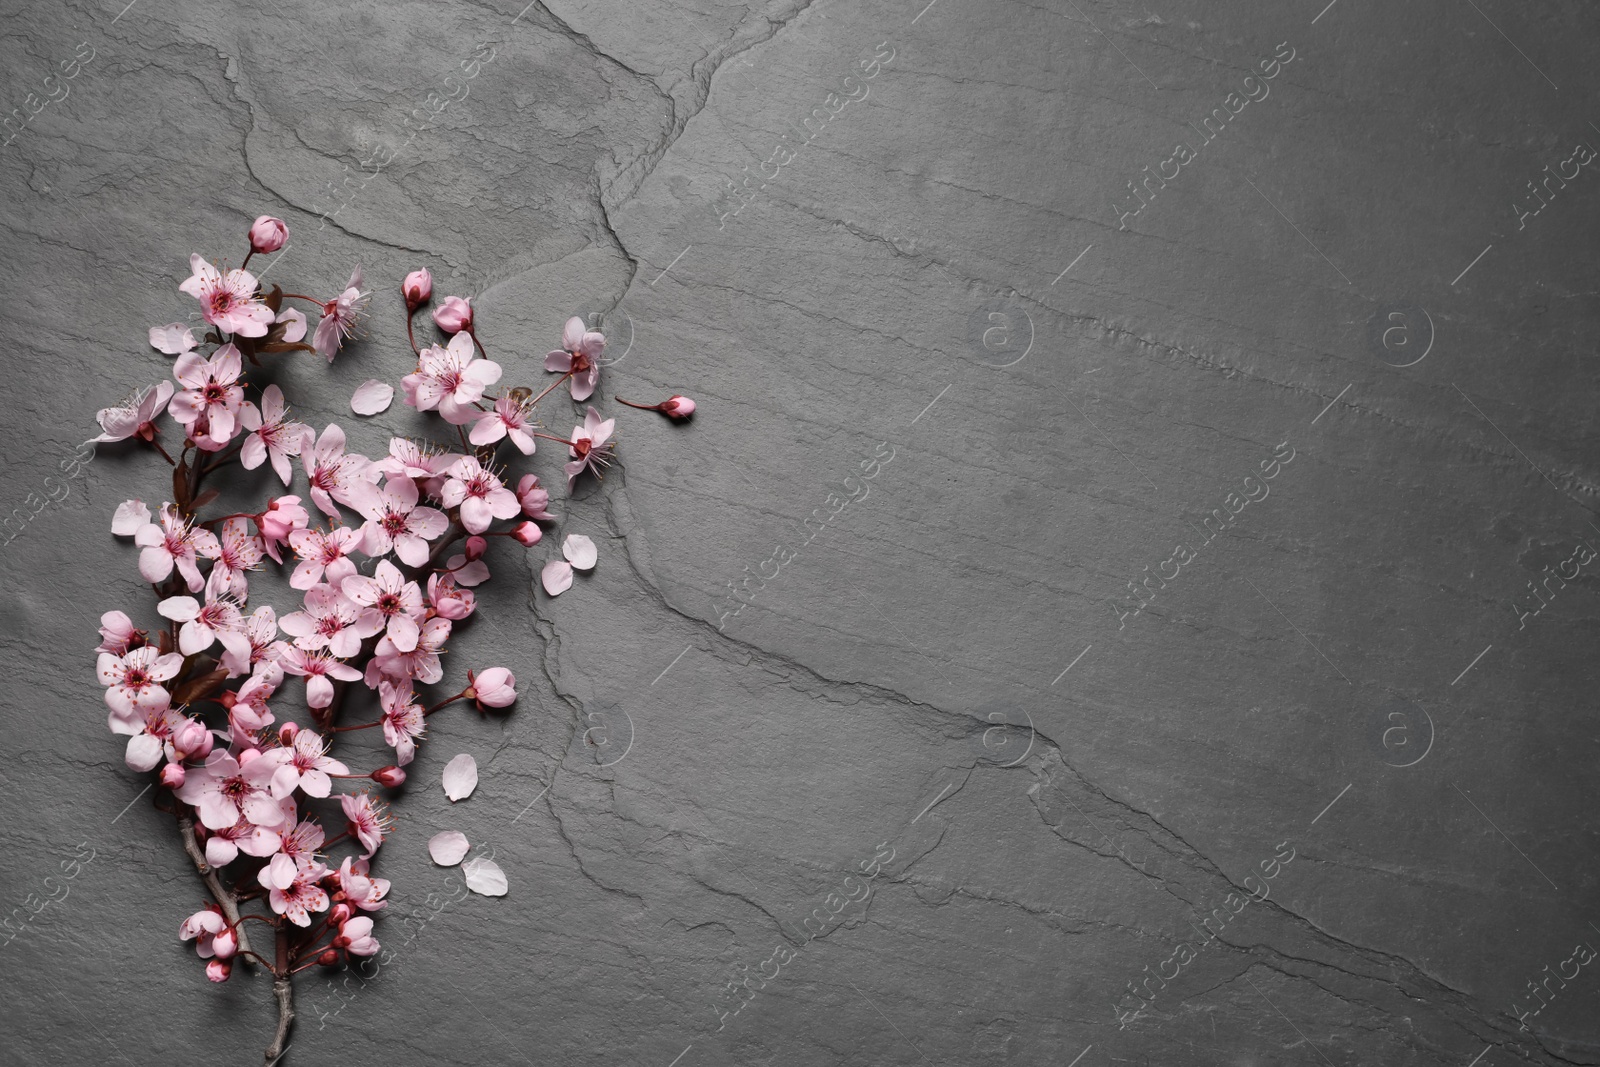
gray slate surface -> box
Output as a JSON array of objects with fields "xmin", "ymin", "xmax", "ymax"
[{"xmin": 2, "ymin": 0, "xmax": 1597, "ymax": 1064}]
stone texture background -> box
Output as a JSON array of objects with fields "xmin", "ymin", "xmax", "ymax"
[{"xmin": 2, "ymin": 0, "xmax": 1597, "ymax": 1064}]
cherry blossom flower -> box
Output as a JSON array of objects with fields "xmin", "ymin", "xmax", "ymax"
[
  {"xmin": 219, "ymin": 605, "xmax": 281, "ymax": 679},
  {"xmin": 365, "ymin": 616, "xmax": 450, "ymax": 687},
  {"xmin": 203, "ymin": 819, "xmax": 282, "ymax": 869},
  {"xmin": 335, "ymin": 915, "xmax": 381, "ymax": 956},
  {"xmin": 440, "ymin": 456, "xmax": 519, "ymax": 535},
  {"xmin": 288, "ymin": 525, "xmax": 363, "ymax": 591},
  {"xmin": 544, "ymin": 315, "xmax": 605, "ymax": 401},
  {"xmin": 515, "ymin": 474, "xmax": 557, "ymax": 522},
  {"xmin": 343, "ymin": 560, "xmax": 425, "ymax": 652},
  {"xmin": 334, "ymin": 856, "xmax": 390, "ymax": 912},
  {"xmin": 207, "ymin": 516, "xmax": 265, "ymax": 597},
  {"xmin": 313, "ymin": 265, "xmax": 369, "ymax": 362},
  {"xmin": 277, "ymin": 818, "xmax": 325, "ymax": 871},
  {"xmin": 179, "ymin": 255, "xmax": 275, "ymax": 337},
  {"xmin": 170, "ymin": 345, "xmax": 246, "ymax": 440},
  {"xmin": 340, "ymin": 793, "xmax": 392, "ymax": 857},
  {"xmin": 96, "ymin": 610, "xmax": 144, "ymax": 655},
  {"xmin": 134, "ymin": 504, "xmax": 219, "ymax": 591},
  {"xmin": 148, "ymin": 324, "xmax": 197, "ymax": 356},
  {"xmin": 261, "ymin": 858, "xmax": 331, "ymax": 927},
  {"xmin": 511, "ymin": 521, "xmax": 541, "ymax": 546},
  {"xmin": 301, "ymin": 424, "xmax": 375, "ymax": 518},
  {"xmin": 279, "ymin": 646, "xmax": 363, "ymax": 709},
  {"xmin": 467, "ymin": 668, "xmax": 517, "ymax": 710},
  {"xmin": 179, "ymin": 907, "xmax": 233, "ymax": 959},
  {"xmin": 177, "ymin": 750, "xmax": 287, "ymax": 830},
  {"xmin": 432, "ymin": 295, "xmax": 472, "ymax": 334},
  {"xmin": 346, "ymin": 476, "xmax": 448, "ymax": 567},
  {"xmin": 248, "ymin": 728, "xmax": 348, "ymax": 799},
  {"xmin": 402, "ymin": 333, "xmax": 501, "ymax": 424},
  {"xmin": 565, "ymin": 406, "xmax": 616, "ymax": 491},
  {"xmin": 280, "ymin": 585, "xmax": 382, "ymax": 659},
  {"xmin": 97, "ymin": 645, "xmax": 184, "ymax": 723},
  {"xmin": 249, "ymin": 216, "xmax": 287, "ymax": 254},
  {"xmin": 469, "ymin": 394, "xmax": 536, "ymax": 454},
  {"xmin": 115, "ymin": 704, "xmax": 187, "ymax": 771},
  {"xmin": 258, "ymin": 496, "xmax": 309, "ymax": 565},
  {"xmin": 222, "ymin": 672, "xmax": 278, "ymax": 733},
  {"xmin": 426, "ymin": 572, "xmax": 476, "ymax": 621},
  {"xmin": 402, "ymin": 269, "xmax": 432, "ymax": 311},
  {"xmin": 94, "ymin": 382, "xmax": 174, "ymax": 443},
  {"xmin": 239, "ymin": 385, "xmax": 311, "ymax": 486},
  {"xmin": 158, "ymin": 591, "xmax": 244, "ymax": 656},
  {"xmin": 378, "ymin": 680, "xmax": 426, "ymax": 765}
]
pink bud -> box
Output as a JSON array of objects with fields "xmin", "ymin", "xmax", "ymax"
[
  {"xmin": 97, "ymin": 610, "xmax": 142, "ymax": 656},
  {"xmin": 174, "ymin": 720, "xmax": 213, "ymax": 760},
  {"xmin": 511, "ymin": 521, "xmax": 541, "ymax": 547},
  {"xmin": 279, "ymin": 722, "xmax": 300, "ymax": 745},
  {"xmin": 432, "ymin": 295, "xmax": 473, "ymax": 334},
  {"xmin": 470, "ymin": 668, "xmax": 518, "ymax": 709},
  {"xmin": 237, "ymin": 747, "xmax": 262, "ymax": 766},
  {"xmin": 318, "ymin": 949, "xmax": 340, "ymax": 966},
  {"xmin": 464, "ymin": 535, "xmax": 488, "ymax": 561},
  {"xmin": 248, "ymin": 215, "xmax": 288, "ymax": 254},
  {"xmin": 333, "ymin": 932, "xmax": 352, "ymax": 948},
  {"xmin": 402, "ymin": 269, "xmax": 433, "ymax": 311},
  {"xmin": 662, "ymin": 395, "xmax": 696, "ymax": 420},
  {"xmin": 206, "ymin": 959, "xmax": 232, "ymax": 983},
  {"xmin": 372, "ymin": 766, "xmax": 406, "ymax": 787},
  {"xmin": 330, "ymin": 903, "xmax": 353, "ymax": 925},
  {"xmin": 212, "ymin": 928, "xmax": 238, "ymax": 960},
  {"xmin": 160, "ymin": 763, "xmax": 186, "ymax": 790},
  {"xmin": 515, "ymin": 474, "xmax": 556, "ymax": 521}
]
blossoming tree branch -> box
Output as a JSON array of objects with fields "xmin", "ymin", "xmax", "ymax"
[{"xmin": 92, "ymin": 215, "xmax": 694, "ymax": 1064}]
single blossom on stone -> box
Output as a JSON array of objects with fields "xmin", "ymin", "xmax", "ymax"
[
  {"xmin": 134, "ymin": 504, "xmax": 220, "ymax": 591},
  {"xmin": 169, "ymin": 345, "xmax": 246, "ymax": 440},
  {"xmin": 280, "ymin": 584, "xmax": 382, "ymax": 659},
  {"xmin": 564, "ymin": 406, "xmax": 616, "ymax": 491},
  {"xmin": 179, "ymin": 254, "xmax": 275, "ymax": 337},
  {"xmin": 97, "ymin": 644, "xmax": 184, "ymax": 723},
  {"xmin": 313, "ymin": 265, "xmax": 370, "ymax": 362},
  {"xmin": 287, "ymin": 525, "xmax": 363, "ymax": 591},
  {"xmin": 301, "ymin": 423, "xmax": 375, "ymax": 518},
  {"xmin": 346, "ymin": 476, "xmax": 449, "ymax": 567},
  {"xmin": 440, "ymin": 456, "xmax": 520, "ymax": 535},
  {"xmin": 343, "ymin": 560, "xmax": 426, "ymax": 652},
  {"xmin": 279, "ymin": 646, "xmax": 363, "ymax": 709},
  {"xmin": 257, "ymin": 496, "xmax": 309, "ymax": 565},
  {"xmin": 378, "ymin": 680, "xmax": 426, "ymax": 766},
  {"xmin": 402, "ymin": 332, "xmax": 501, "ymax": 425},
  {"xmin": 469, "ymin": 394, "xmax": 536, "ymax": 454},
  {"xmin": 176, "ymin": 750, "xmax": 287, "ymax": 831},
  {"xmin": 544, "ymin": 315, "xmax": 605, "ymax": 401},
  {"xmin": 94, "ymin": 382, "xmax": 174, "ymax": 443},
  {"xmin": 340, "ymin": 792, "xmax": 392, "ymax": 858},
  {"xmin": 157, "ymin": 590, "xmax": 244, "ymax": 656},
  {"xmin": 239, "ymin": 385, "xmax": 312, "ymax": 486}
]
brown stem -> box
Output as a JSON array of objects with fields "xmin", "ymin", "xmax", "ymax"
[
  {"xmin": 265, "ymin": 973, "xmax": 294, "ymax": 1065},
  {"xmin": 176, "ymin": 810, "xmax": 256, "ymax": 961}
]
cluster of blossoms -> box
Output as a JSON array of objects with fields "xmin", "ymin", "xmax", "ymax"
[{"xmin": 93, "ymin": 215, "xmax": 693, "ymax": 1064}]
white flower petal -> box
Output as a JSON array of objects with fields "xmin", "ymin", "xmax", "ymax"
[
  {"xmin": 351, "ymin": 379, "xmax": 394, "ymax": 416},
  {"xmin": 540, "ymin": 560, "xmax": 573, "ymax": 596},
  {"xmin": 112, "ymin": 499, "xmax": 151, "ymax": 536},
  {"xmin": 157, "ymin": 595, "xmax": 201, "ymax": 622},
  {"xmin": 428, "ymin": 830, "xmax": 471, "ymax": 866},
  {"xmin": 462, "ymin": 857, "xmax": 508, "ymax": 897},
  {"xmin": 148, "ymin": 323, "xmax": 197, "ymax": 355},
  {"xmin": 442, "ymin": 753, "xmax": 478, "ymax": 801},
  {"xmin": 561, "ymin": 533, "xmax": 597, "ymax": 570}
]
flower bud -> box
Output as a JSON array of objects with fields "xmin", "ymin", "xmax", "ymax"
[
  {"xmin": 160, "ymin": 762, "xmax": 186, "ymax": 790},
  {"xmin": 279, "ymin": 721, "xmax": 300, "ymax": 745},
  {"xmin": 432, "ymin": 295, "xmax": 473, "ymax": 334},
  {"xmin": 212, "ymin": 928, "xmax": 238, "ymax": 960},
  {"xmin": 371, "ymin": 766, "xmax": 406, "ymax": 787},
  {"xmin": 248, "ymin": 215, "xmax": 288, "ymax": 254},
  {"xmin": 469, "ymin": 668, "xmax": 518, "ymax": 709},
  {"xmin": 402, "ymin": 269, "xmax": 433, "ymax": 311},
  {"xmin": 510, "ymin": 521, "xmax": 541, "ymax": 547},
  {"xmin": 237, "ymin": 747, "xmax": 262, "ymax": 766},
  {"xmin": 464, "ymin": 535, "xmax": 488, "ymax": 561},
  {"xmin": 662, "ymin": 395, "xmax": 696, "ymax": 420},
  {"xmin": 318, "ymin": 949, "xmax": 339, "ymax": 967},
  {"xmin": 333, "ymin": 932, "xmax": 352, "ymax": 949},
  {"xmin": 206, "ymin": 959, "xmax": 232, "ymax": 983},
  {"xmin": 174, "ymin": 720, "xmax": 213, "ymax": 760},
  {"xmin": 330, "ymin": 903, "xmax": 353, "ymax": 925}
]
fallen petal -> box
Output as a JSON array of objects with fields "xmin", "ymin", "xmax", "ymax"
[
  {"xmin": 442, "ymin": 753, "xmax": 478, "ymax": 801},
  {"xmin": 541, "ymin": 560, "xmax": 573, "ymax": 596},
  {"xmin": 428, "ymin": 830, "xmax": 470, "ymax": 866},
  {"xmin": 561, "ymin": 533, "xmax": 597, "ymax": 570},
  {"xmin": 351, "ymin": 379, "xmax": 394, "ymax": 416},
  {"xmin": 462, "ymin": 857, "xmax": 508, "ymax": 897}
]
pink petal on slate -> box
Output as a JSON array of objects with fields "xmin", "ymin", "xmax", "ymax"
[
  {"xmin": 562, "ymin": 533, "xmax": 597, "ymax": 570},
  {"xmin": 442, "ymin": 753, "xmax": 478, "ymax": 801},
  {"xmin": 428, "ymin": 831, "xmax": 470, "ymax": 866},
  {"xmin": 351, "ymin": 379, "xmax": 394, "ymax": 415},
  {"xmin": 463, "ymin": 857, "xmax": 508, "ymax": 897},
  {"xmin": 541, "ymin": 559, "xmax": 573, "ymax": 596}
]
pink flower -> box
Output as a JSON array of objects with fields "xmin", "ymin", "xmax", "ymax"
[
  {"xmin": 261, "ymin": 858, "xmax": 331, "ymax": 927},
  {"xmin": 336, "ymin": 915, "xmax": 381, "ymax": 956},
  {"xmin": 134, "ymin": 504, "xmax": 219, "ymax": 591},
  {"xmin": 179, "ymin": 906, "xmax": 232, "ymax": 958},
  {"xmin": 313, "ymin": 265, "xmax": 369, "ymax": 362},
  {"xmin": 239, "ymin": 385, "xmax": 311, "ymax": 486},
  {"xmin": 402, "ymin": 269, "xmax": 432, "ymax": 311},
  {"xmin": 115, "ymin": 704, "xmax": 186, "ymax": 772},
  {"xmin": 158, "ymin": 591, "xmax": 243, "ymax": 656},
  {"xmin": 346, "ymin": 476, "xmax": 449, "ymax": 567},
  {"xmin": 176, "ymin": 750, "xmax": 287, "ymax": 830},
  {"xmin": 469, "ymin": 394, "xmax": 536, "ymax": 454},
  {"xmin": 169, "ymin": 345, "xmax": 246, "ymax": 440},
  {"xmin": 249, "ymin": 215, "xmax": 288, "ymax": 254},
  {"xmin": 334, "ymin": 856, "xmax": 390, "ymax": 911},
  {"xmin": 365, "ymin": 617, "xmax": 451, "ymax": 687},
  {"xmin": 280, "ymin": 585, "xmax": 382, "ymax": 659},
  {"xmin": 258, "ymin": 496, "xmax": 309, "ymax": 565},
  {"xmin": 248, "ymin": 728, "xmax": 348, "ymax": 798},
  {"xmin": 468, "ymin": 668, "xmax": 517, "ymax": 710},
  {"xmin": 440, "ymin": 456, "xmax": 519, "ymax": 534},
  {"xmin": 426, "ymin": 573, "xmax": 476, "ymax": 621},
  {"xmin": 378, "ymin": 681, "xmax": 426, "ymax": 765},
  {"xmin": 179, "ymin": 255, "xmax": 275, "ymax": 337},
  {"xmin": 96, "ymin": 611, "xmax": 144, "ymax": 655},
  {"xmin": 515, "ymin": 474, "xmax": 557, "ymax": 521},
  {"xmin": 218, "ymin": 605, "xmax": 282, "ymax": 679},
  {"xmin": 340, "ymin": 793, "xmax": 392, "ymax": 857},
  {"xmin": 203, "ymin": 819, "xmax": 282, "ymax": 868},
  {"xmin": 94, "ymin": 382, "xmax": 174, "ymax": 443},
  {"xmin": 208, "ymin": 516, "xmax": 264, "ymax": 597},
  {"xmin": 287, "ymin": 526, "xmax": 363, "ymax": 591},
  {"xmin": 97, "ymin": 645, "xmax": 183, "ymax": 723},
  {"xmin": 432, "ymin": 295, "xmax": 472, "ymax": 334},
  {"xmin": 301, "ymin": 424, "xmax": 375, "ymax": 518},
  {"xmin": 343, "ymin": 560, "xmax": 426, "ymax": 652},
  {"xmin": 223, "ymin": 672, "xmax": 278, "ymax": 733},
  {"xmin": 277, "ymin": 817, "xmax": 325, "ymax": 870},
  {"xmin": 279, "ymin": 646, "xmax": 363, "ymax": 709},
  {"xmin": 402, "ymin": 333, "xmax": 501, "ymax": 424},
  {"xmin": 565, "ymin": 406, "xmax": 616, "ymax": 491},
  {"xmin": 544, "ymin": 316, "xmax": 605, "ymax": 401}
]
